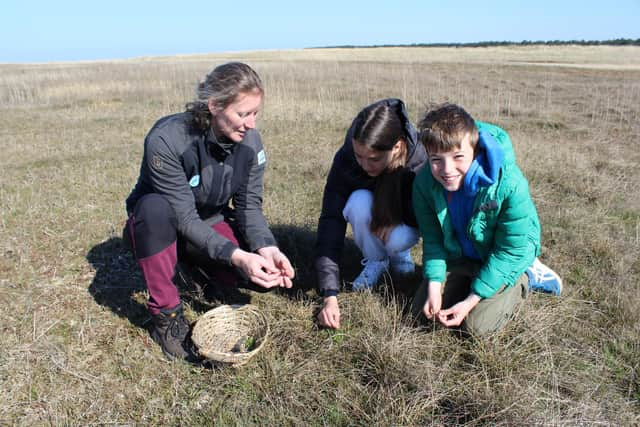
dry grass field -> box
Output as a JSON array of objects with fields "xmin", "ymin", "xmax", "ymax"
[{"xmin": 1, "ymin": 45, "xmax": 639, "ymax": 425}]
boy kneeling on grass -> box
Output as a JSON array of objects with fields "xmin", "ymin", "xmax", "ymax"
[{"xmin": 411, "ymin": 103, "xmax": 562, "ymax": 336}]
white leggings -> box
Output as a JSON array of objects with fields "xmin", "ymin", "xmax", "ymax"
[{"xmin": 342, "ymin": 189, "xmax": 419, "ymax": 262}]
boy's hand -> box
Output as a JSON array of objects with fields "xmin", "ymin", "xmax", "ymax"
[
  {"xmin": 437, "ymin": 293, "xmax": 481, "ymax": 327},
  {"xmin": 317, "ymin": 296, "xmax": 340, "ymax": 329},
  {"xmin": 423, "ymin": 281, "xmax": 443, "ymax": 319}
]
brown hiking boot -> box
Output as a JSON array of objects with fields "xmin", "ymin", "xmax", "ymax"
[{"xmin": 150, "ymin": 303, "xmax": 197, "ymax": 362}]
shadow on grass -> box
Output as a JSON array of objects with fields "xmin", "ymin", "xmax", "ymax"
[
  {"xmin": 85, "ymin": 223, "xmax": 419, "ymax": 330},
  {"xmin": 86, "ymin": 236, "xmax": 148, "ymax": 328},
  {"xmin": 269, "ymin": 224, "xmax": 322, "ymax": 299},
  {"xmin": 271, "ymin": 223, "xmax": 421, "ymax": 306},
  {"xmin": 85, "ymin": 234, "xmax": 255, "ymax": 326},
  {"xmin": 270, "ymin": 223, "xmax": 372, "ymax": 288},
  {"xmin": 85, "ymin": 223, "xmax": 333, "ymax": 325}
]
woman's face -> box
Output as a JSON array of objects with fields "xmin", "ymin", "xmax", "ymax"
[
  {"xmin": 352, "ymin": 139, "xmax": 402, "ymax": 177},
  {"xmin": 209, "ymin": 91, "xmax": 262, "ymax": 142}
]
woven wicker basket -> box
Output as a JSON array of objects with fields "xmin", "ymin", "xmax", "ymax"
[{"xmin": 192, "ymin": 304, "xmax": 269, "ymax": 367}]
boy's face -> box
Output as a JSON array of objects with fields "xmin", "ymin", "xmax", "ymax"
[{"xmin": 428, "ymin": 133, "xmax": 475, "ymax": 192}]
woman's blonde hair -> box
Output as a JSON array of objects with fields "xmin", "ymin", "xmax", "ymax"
[{"xmin": 185, "ymin": 62, "xmax": 263, "ymax": 132}]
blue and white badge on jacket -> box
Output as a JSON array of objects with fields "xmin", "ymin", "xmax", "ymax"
[
  {"xmin": 189, "ymin": 175, "xmax": 200, "ymax": 187},
  {"xmin": 257, "ymin": 150, "xmax": 266, "ymax": 165}
]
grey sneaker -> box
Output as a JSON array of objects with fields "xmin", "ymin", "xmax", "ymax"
[{"xmin": 150, "ymin": 303, "xmax": 196, "ymax": 361}]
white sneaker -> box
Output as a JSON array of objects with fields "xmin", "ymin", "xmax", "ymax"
[
  {"xmin": 526, "ymin": 258, "xmax": 563, "ymax": 295},
  {"xmin": 352, "ymin": 258, "xmax": 389, "ymax": 291}
]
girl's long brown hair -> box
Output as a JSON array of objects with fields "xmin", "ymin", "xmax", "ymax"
[{"xmin": 351, "ymin": 101, "xmax": 409, "ymax": 234}]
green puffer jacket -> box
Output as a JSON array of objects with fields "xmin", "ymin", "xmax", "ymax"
[{"xmin": 412, "ymin": 121, "xmax": 541, "ymax": 298}]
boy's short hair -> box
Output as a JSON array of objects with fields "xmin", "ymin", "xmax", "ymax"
[{"xmin": 418, "ymin": 103, "xmax": 479, "ymax": 153}]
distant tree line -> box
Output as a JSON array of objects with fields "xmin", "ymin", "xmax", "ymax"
[{"xmin": 311, "ymin": 38, "xmax": 640, "ymax": 49}]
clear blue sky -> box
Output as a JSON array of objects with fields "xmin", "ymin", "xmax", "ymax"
[{"xmin": 2, "ymin": 0, "xmax": 639, "ymax": 63}]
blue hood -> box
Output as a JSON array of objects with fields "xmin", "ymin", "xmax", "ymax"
[{"xmin": 462, "ymin": 129, "xmax": 504, "ymax": 196}]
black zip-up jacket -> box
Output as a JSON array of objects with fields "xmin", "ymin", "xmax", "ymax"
[
  {"xmin": 126, "ymin": 112, "xmax": 276, "ymax": 264},
  {"xmin": 314, "ymin": 99, "xmax": 427, "ymax": 296}
]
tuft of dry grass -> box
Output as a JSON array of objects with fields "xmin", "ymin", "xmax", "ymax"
[{"xmin": 1, "ymin": 46, "xmax": 639, "ymax": 425}]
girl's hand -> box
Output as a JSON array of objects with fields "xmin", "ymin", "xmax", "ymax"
[{"xmin": 317, "ymin": 296, "xmax": 340, "ymax": 329}]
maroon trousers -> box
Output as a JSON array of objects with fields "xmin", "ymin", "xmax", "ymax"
[{"xmin": 125, "ymin": 194, "xmax": 241, "ymax": 314}]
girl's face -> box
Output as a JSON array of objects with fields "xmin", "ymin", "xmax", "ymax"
[
  {"xmin": 352, "ymin": 139, "xmax": 403, "ymax": 177},
  {"xmin": 209, "ymin": 91, "xmax": 262, "ymax": 143},
  {"xmin": 428, "ymin": 133, "xmax": 475, "ymax": 192}
]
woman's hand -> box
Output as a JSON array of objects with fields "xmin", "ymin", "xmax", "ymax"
[
  {"xmin": 437, "ymin": 293, "xmax": 481, "ymax": 327},
  {"xmin": 317, "ymin": 296, "xmax": 340, "ymax": 329},
  {"xmin": 257, "ymin": 246, "xmax": 295, "ymax": 288},
  {"xmin": 423, "ymin": 281, "xmax": 443, "ymax": 319},
  {"xmin": 230, "ymin": 249, "xmax": 282, "ymax": 289}
]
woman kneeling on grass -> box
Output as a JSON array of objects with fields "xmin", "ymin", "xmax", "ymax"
[
  {"xmin": 411, "ymin": 103, "xmax": 562, "ymax": 336},
  {"xmin": 315, "ymin": 98, "xmax": 428, "ymax": 329},
  {"xmin": 124, "ymin": 62, "xmax": 294, "ymax": 361}
]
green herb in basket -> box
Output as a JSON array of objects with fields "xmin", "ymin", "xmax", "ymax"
[
  {"xmin": 244, "ymin": 336, "xmax": 255, "ymax": 351},
  {"xmin": 231, "ymin": 335, "xmax": 256, "ymax": 353}
]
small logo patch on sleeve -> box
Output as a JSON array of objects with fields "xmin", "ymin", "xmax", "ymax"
[
  {"xmin": 478, "ymin": 200, "xmax": 498, "ymax": 212},
  {"xmin": 189, "ymin": 175, "xmax": 200, "ymax": 187},
  {"xmin": 151, "ymin": 155, "xmax": 163, "ymax": 170},
  {"xmin": 257, "ymin": 149, "xmax": 266, "ymax": 165}
]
